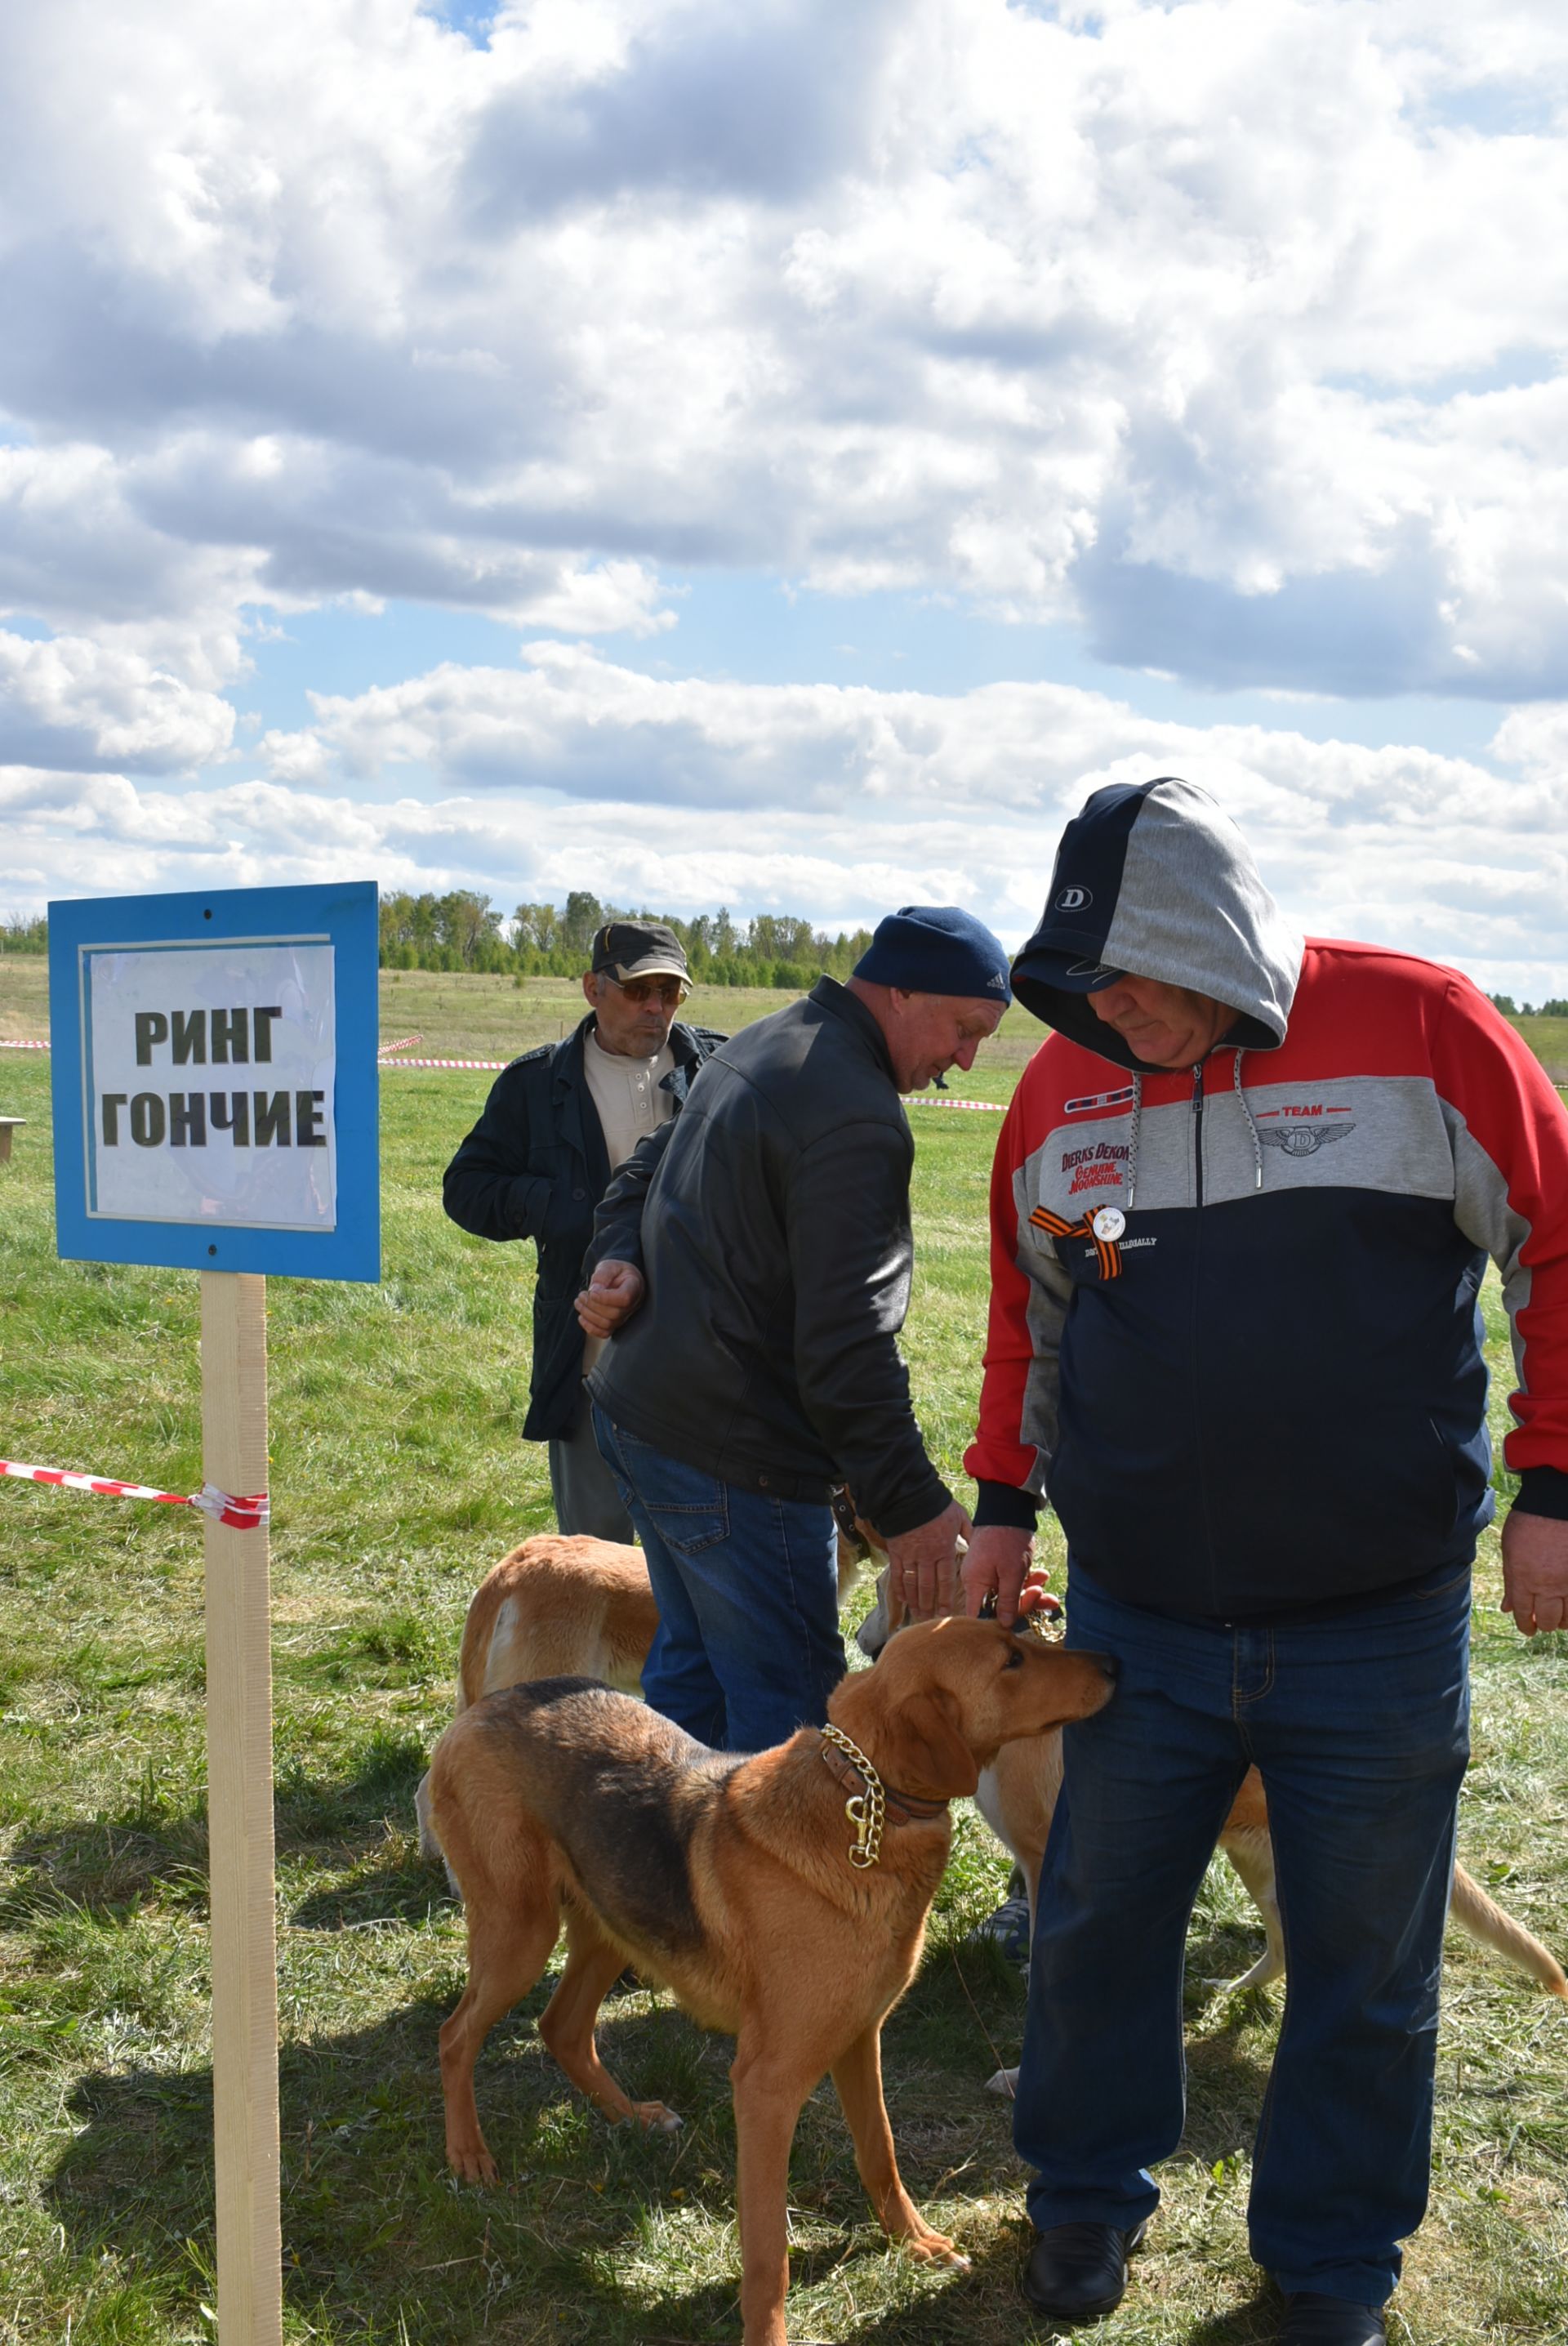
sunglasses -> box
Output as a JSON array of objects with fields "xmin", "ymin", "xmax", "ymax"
[{"xmin": 601, "ymin": 975, "xmax": 689, "ymax": 1007}]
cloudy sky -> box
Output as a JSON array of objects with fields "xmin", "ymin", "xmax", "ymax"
[{"xmin": 3, "ymin": 0, "xmax": 1567, "ymax": 994}]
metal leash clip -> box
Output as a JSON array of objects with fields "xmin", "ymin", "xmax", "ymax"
[
  {"xmin": 978, "ymin": 1589, "xmax": 1066, "ymax": 1640},
  {"xmin": 822, "ymin": 1721, "xmax": 886, "ymax": 1868}
]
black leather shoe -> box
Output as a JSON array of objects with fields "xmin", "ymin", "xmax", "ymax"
[
  {"xmin": 1022, "ymin": 2217, "xmax": 1149, "ymax": 2320},
  {"xmin": 1278, "ymin": 2293, "xmax": 1388, "ymax": 2344}
]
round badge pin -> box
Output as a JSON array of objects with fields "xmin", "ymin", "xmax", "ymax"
[{"xmin": 1092, "ymin": 1206, "xmax": 1126, "ymax": 1242}]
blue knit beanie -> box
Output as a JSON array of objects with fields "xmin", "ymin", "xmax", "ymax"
[{"xmin": 853, "ymin": 905, "xmax": 1013, "ymax": 1001}]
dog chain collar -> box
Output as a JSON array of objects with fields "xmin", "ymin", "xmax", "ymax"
[{"xmin": 819, "ymin": 1723, "xmax": 888, "ymax": 1868}]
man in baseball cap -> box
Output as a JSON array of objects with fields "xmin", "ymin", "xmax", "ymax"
[
  {"xmin": 589, "ymin": 918, "xmax": 692, "ymax": 988},
  {"xmin": 443, "ymin": 915, "xmax": 727, "ymax": 1541}
]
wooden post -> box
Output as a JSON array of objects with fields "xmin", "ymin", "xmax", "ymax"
[{"xmin": 201, "ymin": 1271, "xmax": 282, "ymax": 2346}]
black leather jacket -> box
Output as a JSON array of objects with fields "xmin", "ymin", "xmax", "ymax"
[
  {"xmin": 442, "ymin": 1014, "xmax": 724, "ymax": 1439},
  {"xmin": 586, "ymin": 978, "xmax": 951, "ymax": 1536}
]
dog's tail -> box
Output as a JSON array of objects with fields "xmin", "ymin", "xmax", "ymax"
[{"xmin": 1451, "ymin": 1862, "xmax": 1568, "ymax": 1996}]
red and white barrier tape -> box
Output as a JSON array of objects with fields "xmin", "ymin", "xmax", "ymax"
[
  {"xmin": 379, "ymin": 1055, "xmax": 509, "ymax": 1070},
  {"xmin": 0, "ymin": 1037, "xmax": 50, "ymax": 1050},
  {"xmin": 906, "ymin": 1095, "xmax": 1004, "ymax": 1112},
  {"xmin": 0, "ymin": 1457, "xmax": 268, "ymax": 1530},
  {"xmin": 376, "ymin": 1033, "xmax": 423, "ymax": 1057}
]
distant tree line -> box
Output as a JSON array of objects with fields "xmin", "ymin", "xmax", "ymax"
[
  {"xmin": 3, "ymin": 897, "xmax": 874, "ymax": 986},
  {"xmin": 10, "ymin": 904, "xmax": 1561, "ymax": 1010},
  {"xmin": 1490, "ymin": 992, "xmax": 1568, "ymax": 1018},
  {"xmin": 377, "ymin": 889, "xmax": 875, "ymax": 989}
]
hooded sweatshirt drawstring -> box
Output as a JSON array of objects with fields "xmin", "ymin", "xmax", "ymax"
[
  {"xmin": 1124, "ymin": 1075, "xmax": 1143, "ymax": 1215},
  {"xmin": 1233, "ymin": 1048, "xmax": 1263, "ymax": 1192},
  {"xmin": 1120, "ymin": 1049, "xmax": 1261, "ymax": 1217}
]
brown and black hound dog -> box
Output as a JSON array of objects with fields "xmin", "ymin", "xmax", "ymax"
[{"xmin": 427, "ymin": 1617, "xmax": 1116, "ymax": 2346}]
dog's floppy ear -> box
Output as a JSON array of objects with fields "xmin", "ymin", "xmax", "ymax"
[{"xmin": 876, "ymin": 1690, "xmax": 980, "ymax": 1801}]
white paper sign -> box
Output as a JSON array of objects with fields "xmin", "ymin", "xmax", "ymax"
[{"xmin": 83, "ymin": 939, "xmax": 337, "ymax": 1230}]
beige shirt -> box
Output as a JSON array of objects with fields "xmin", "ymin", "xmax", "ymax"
[{"xmin": 580, "ymin": 1029, "xmax": 676, "ymax": 1376}]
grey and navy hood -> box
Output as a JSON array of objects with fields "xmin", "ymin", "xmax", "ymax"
[{"xmin": 1013, "ymin": 778, "xmax": 1303, "ymax": 1071}]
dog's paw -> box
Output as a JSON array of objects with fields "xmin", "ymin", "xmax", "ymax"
[
  {"xmin": 1200, "ymin": 1965, "xmax": 1279, "ymax": 2000},
  {"xmin": 631, "ymin": 2100, "xmax": 684, "ymax": 2134},
  {"xmin": 446, "ymin": 2141, "xmax": 500, "ymax": 2185},
  {"xmin": 904, "ymin": 2231, "xmax": 970, "ymax": 2269},
  {"xmin": 984, "ymin": 2064, "xmax": 1018, "ymax": 2098}
]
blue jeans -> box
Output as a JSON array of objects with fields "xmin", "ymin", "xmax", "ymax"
[
  {"xmin": 1017, "ymin": 1562, "xmax": 1471, "ymax": 2305},
  {"xmin": 592, "ymin": 1407, "xmax": 847, "ymax": 1752}
]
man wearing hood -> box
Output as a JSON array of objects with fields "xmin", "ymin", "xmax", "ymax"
[{"xmin": 964, "ymin": 778, "xmax": 1568, "ymax": 2345}]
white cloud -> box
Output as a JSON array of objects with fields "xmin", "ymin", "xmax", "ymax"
[
  {"xmin": 3, "ymin": 0, "xmax": 1568, "ymax": 1003},
  {"xmin": 0, "ymin": 629, "xmax": 234, "ymax": 771},
  {"xmin": 268, "ymin": 636, "xmax": 1568, "ymax": 832},
  {"xmin": 2, "ymin": 0, "xmax": 1567, "ymax": 694},
  {"xmin": 0, "ymin": 435, "xmax": 677, "ymax": 680},
  {"xmin": 11, "ymin": 646, "xmax": 1564, "ymax": 997},
  {"xmin": 0, "ymin": 441, "xmax": 265, "ymax": 686},
  {"xmin": 1490, "ymin": 700, "xmax": 1568, "ymax": 776}
]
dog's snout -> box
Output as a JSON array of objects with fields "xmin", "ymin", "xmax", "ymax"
[{"xmin": 1084, "ymin": 1648, "xmax": 1119, "ymax": 1684}]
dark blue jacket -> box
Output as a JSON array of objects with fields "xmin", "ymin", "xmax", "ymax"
[{"xmin": 443, "ymin": 1014, "xmax": 725, "ymax": 1438}]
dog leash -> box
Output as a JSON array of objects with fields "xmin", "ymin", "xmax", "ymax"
[{"xmin": 828, "ymin": 1483, "xmax": 872, "ymax": 1562}]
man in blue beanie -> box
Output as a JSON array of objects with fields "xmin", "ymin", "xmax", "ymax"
[{"xmin": 573, "ymin": 905, "xmax": 1010, "ymax": 1752}]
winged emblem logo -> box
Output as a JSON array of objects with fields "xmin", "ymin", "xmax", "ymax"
[{"xmin": 1258, "ymin": 1120, "xmax": 1355, "ymax": 1157}]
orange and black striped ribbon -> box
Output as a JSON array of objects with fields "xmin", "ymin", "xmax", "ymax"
[{"xmin": 1030, "ymin": 1204, "xmax": 1123, "ymax": 1279}]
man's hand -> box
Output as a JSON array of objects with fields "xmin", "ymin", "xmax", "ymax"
[
  {"xmin": 574, "ymin": 1259, "xmax": 646, "ymax": 1340},
  {"xmin": 1500, "ymin": 1508, "xmax": 1568, "ymax": 1635},
  {"xmin": 884, "ymin": 1500, "xmax": 973, "ymax": 1620},
  {"xmin": 964, "ymin": 1523, "xmax": 1041, "ymax": 1627}
]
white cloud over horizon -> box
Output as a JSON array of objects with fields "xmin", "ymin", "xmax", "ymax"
[
  {"xmin": 2, "ymin": 0, "xmax": 1566, "ymax": 989},
  {"xmin": 8, "ymin": 646, "xmax": 1566, "ymax": 999}
]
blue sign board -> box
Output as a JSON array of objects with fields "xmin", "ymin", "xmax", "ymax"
[{"xmin": 49, "ymin": 881, "xmax": 380, "ymax": 1282}]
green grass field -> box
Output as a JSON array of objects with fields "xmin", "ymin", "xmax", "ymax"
[{"xmin": 1, "ymin": 969, "xmax": 1565, "ymax": 2345}]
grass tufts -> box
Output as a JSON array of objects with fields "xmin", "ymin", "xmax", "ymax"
[{"xmin": 2, "ymin": 970, "xmax": 1565, "ymax": 2341}]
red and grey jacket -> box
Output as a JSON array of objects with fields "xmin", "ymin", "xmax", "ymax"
[{"xmin": 965, "ymin": 780, "xmax": 1568, "ymax": 1621}]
